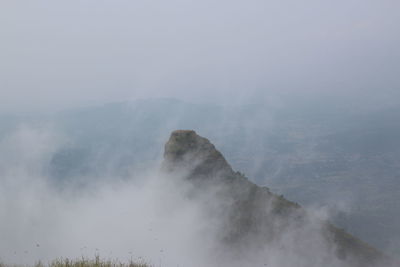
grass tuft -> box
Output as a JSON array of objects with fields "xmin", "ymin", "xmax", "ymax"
[{"xmin": 1, "ymin": 256, "xmax": 150, "ymax": 267}]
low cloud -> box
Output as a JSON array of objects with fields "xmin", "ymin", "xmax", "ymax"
[{"xmin": 0, "ymin": 126, "xmax": 393, "ymax": 267}]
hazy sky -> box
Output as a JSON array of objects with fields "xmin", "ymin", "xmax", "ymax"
[{"xmin": 1, "ymin": 0, "xmax": 399, "ymax": 112}]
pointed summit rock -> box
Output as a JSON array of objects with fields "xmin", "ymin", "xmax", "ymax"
[{"xmin": 163, "ymin": 130, "xmax": 235, "ymax": 179}]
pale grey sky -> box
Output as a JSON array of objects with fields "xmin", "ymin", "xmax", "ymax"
[{"xmin": 1, "ymin": 0, "xmax": 399, "ymax": 112}]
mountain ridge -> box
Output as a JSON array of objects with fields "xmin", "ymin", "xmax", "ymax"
[{"xmin": 162, "ymin": 130, "xmax": 390, "ymax": 267}]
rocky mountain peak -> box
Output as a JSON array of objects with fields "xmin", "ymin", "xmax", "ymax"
[
  {"xmin": 163, "ymin": 130, "xmax": 235, "ymax": 178},
  {"xmin": 161, "ymin": 130, "xmax": 389, "ymax": 267}
]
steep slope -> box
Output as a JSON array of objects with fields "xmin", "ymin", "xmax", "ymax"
[{"xmin": 162, "ymin": 130, "xmax": 389, "ymax": 267}]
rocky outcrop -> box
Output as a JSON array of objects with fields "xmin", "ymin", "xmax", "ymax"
[
  {"xmin": 162, "ymin": 130, "xmax": 389, "ymax": 267},
  {"xmin": 163, "ymin": 130, "xmax": 235, "ymax": 178}
]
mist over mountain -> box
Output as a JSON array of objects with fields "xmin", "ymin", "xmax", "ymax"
[
  {"xmin": 2, "ymin": 0, "xmax": 399, "ymax": 265},
  {"xmin": 162, "ymin": 130, "xmax": 388, "ymax": 267},
  {"xmin": 0, "ymin": 98, "xmax": 399, "ymax": 260}
]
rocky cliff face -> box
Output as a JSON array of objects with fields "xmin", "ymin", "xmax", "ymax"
[
  {"xmin": 162, "ymin": 130, "xmax": 390, "ymax": 267},
  {"xmin": 163, "ymin": 130, "xmax": 235, "ymax": 178}
]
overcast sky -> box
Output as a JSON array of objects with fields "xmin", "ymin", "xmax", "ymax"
[{"xmin": 1, "ymin": 0, "xmax": 399, "ymax": 112}]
